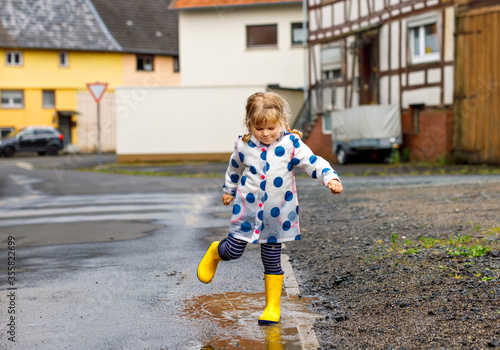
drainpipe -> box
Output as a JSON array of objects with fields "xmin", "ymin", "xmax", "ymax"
[{"xmin": 303, "ymin": 0, "xmax": 308, "ymax": 100}]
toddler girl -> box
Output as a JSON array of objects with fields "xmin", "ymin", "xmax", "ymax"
[{"xmin": 197, "ymin": 91, "xmax": 343, "ymax": 324}]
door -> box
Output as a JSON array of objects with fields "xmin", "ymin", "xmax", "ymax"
[
  {"xmin": 18, "ymin": 129, "xmax": 39, "ymax": 151},
  {"xmin": 58, "ymin": 113, "xmax": 72, "ymax": 145},
  {"xmin": 454, "ymin": 8, "xmax": 500, "ymax": 164},
  {"xmin": 359, "ymin": 29, "xmax": 379, "ymax": 105}
]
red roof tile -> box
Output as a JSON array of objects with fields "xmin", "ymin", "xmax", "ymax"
[{"xmin": 170, "ymin": 0, "xmax": 300, "ymax": 10}]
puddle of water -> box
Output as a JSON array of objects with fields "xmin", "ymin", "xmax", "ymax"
[{"xmin": 184, "ymin": 292, "xmax": 319, "ymax": 349}]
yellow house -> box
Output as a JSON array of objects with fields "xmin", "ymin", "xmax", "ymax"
[{"xmin": 0, "ymin": 0, "xmax": 179, "ymax": 152}]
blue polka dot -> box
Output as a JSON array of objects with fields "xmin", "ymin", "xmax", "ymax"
[
  {"xmin": 241, "ymin": 176, "xmax": 247, "ymax": 186},
  {"xmin": 288, "ymin": 211, "xmax": 298, "ymax": 222},
  {"xmin": 263, "ymin": 193, "xmax": 268, "ymax": 202},
  {"xmin": 267, "ymin": 236, "xmax": 278, "ymax": 243},
  {"xmin": 265, "ymin": 162, "xmax": 270, "ymax": 171},
  {"xmin": 275, "ymin": 146, "xmax": 285, "ymax": 157},
  {"xmin": 260, "ymin": 151, "xmax": 267, "ymax": 161},
  {"xmin": 311, "ymin": 170, "xmax": 317, "ymax": 179},
  {"xmin": 271, "ymin": 207, "xmax": 280, "ymax": 217},
  {"xmin": 285, "ymin": 191, "xmax": 293, "ymax": 201},
  {"xmin": 289, "ymin": 135, "xmax": 296, "ymax": 142},
  {"xmin": 258, "ymin": 210, "xmax": 263, "ymax": 220},
  {"xmin": 230, "ymin": 174, "xmax": 240, "ymax": 183},
  {"xmin": 291, "ymin": 158, "xmax": 300, "ymax": 166},
  {"xmin": 260, "ymin": 181, "xmax": 266, "ymax": 191},
  {"xmin": 228, "ymin": 233, "xmax": 235, "ymax": 238},
  {"xmin": 248, "ymin": 140, "xmax": 256, "ymax": 148},
  {"xmin": 283, "ymin": 221, "xmax": 292, "ymax": 231},
  {"xmin": 250, "ymin": 166, "xmax": 257, "ymax": 175},
  {"xmin": 231, "ymin": 159, "xmax": 239, "ymax": 168},
  {"xmin": 246, "ymin": 193, "xmax": 255, "ymax": 203},
  {"xmin": 287, "ymin": 162, "xmax": 293, "ymax": 171},
  {"xmin": 252, "ymin": 239, "xmax": 258, "ymax": 244},
  {"xmin": 239, "ymin": 152, "xmax": 245, "ymax": 162},
  {"xmin": 293, "ymin": 139, "xmax": 301, "ymax": 148},
  {"xmin": 273, "ymin": 177, "xmax": 283, "ymax": 188},
  {"xmin": 233, "ymin": 204, "xmax": 241, "ymax": 215},
  {"xmin": 309, "ymin": 155, "xmax": 317, "ymax": 164},
  {"xmin": 296, "ymin": 205, "xmax": 299, "ymax": 214},
  {"xmin": 241, "ymin": 222, "xmax": 252, "ymax": 232},
  {"xmin": 322, "ymin": 168, "xmax": 331, "ymax": 174},
  {"xmin": 260, "ymin": 223, "xmax": 265, "ymax": 231},
  {"xmin": 294, "ymin": 234, "xmax": 301, "ymax": 241}
]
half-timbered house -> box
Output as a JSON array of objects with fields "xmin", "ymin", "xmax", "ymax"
[{"xmin": 302, "ymin": 0, "xmax": 456, "ymax": 163}]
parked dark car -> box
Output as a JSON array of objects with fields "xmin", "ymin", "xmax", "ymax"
[{"xmin": 0, "ymin": 126, "xmax": 64, "ymax": 157}]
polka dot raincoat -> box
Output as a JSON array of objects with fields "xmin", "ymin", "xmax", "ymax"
[{"xmin": 223, "ymin": 131, "xmax": 341, "ymax": 244}]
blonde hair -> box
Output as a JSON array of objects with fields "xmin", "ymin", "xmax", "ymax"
[{"xmin": 242, "ymin": 92, "xmax": 303, "ymax": 142}]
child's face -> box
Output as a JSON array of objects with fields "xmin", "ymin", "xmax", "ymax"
[{"xmin": 251, "ymin": 122, "xmax": 282, "ymax": 145}]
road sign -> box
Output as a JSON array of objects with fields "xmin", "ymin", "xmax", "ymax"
[
  {"xmin": 86, "ymin": 83, "xmax": 108, "ymax": 103},
  {"xmin": 86, "ymin": 82, "xmax": 108, "ymax": 167}
]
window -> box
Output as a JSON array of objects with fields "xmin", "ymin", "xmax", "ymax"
[
  {"xmin": 137, "ymin": 54, "xmax": 154, "ymax": 71},
  {"xmin": 1, "ymin": 127, "xmax": 14, "ymax": 138},
  {"xmin": 173, "ymin": 56, "xmax": 179, "ymax": 72},
  {"xmin": 1, "ymin": 91, "xmax": 24, "ymax": 109},
  {"xmin": 321, "ymin": 46, "xmax": 342, "ymax": 81},
  {"xmin": 410, "ymin": 104, "xmax": 425, "ymax": 134},
  {"xmin": 6, "ymin": 51, "xmax": 23, "ymax": 66},
  {"xmin": 408, "ymin": 15, "xmax": 439, "ymax": 64},
  {"xmin": 291, "ymin": 22, "xmax": 307, "ymax": 46},
  {"xmin": 322, "ymin": 114, "xmax": 332, "ymax": 134},
  {"xmin": 43, "ymin": 90, "xmax": 56, "ymax": 108},
  {"xmin": 59, "ymin": 52, "xmax": 68, "ymax": 67},
  {"xmin": 247, "ymin": 24, "xmax": 277, "ymax": 48}
]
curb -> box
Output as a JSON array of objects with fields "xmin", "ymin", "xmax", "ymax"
[{"xmin": 282, "ymin": 253, "xmax": 322, "ymax": 350}]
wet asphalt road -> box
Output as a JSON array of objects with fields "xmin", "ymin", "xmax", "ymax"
[
  {"xmin": 0, "ymin": 155, "xmax": 318, "ymax": 349},
  {"xmin": 1, "ymin": 155, "xmax": 499, "ymax": 349}
]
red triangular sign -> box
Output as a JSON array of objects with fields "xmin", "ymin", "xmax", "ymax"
[{"xmin": 87, "ymin": 83, "xmax": 108, "ymax": 102}]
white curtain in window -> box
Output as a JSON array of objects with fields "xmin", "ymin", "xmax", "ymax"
[{"xmin": 321, "ymin": 46, "xmax": 342, "ymax": 70}]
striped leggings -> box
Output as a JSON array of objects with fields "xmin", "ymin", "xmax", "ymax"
[{"xmin": 218, "ymin": 235, "xmax": 284, "ymax": 275}]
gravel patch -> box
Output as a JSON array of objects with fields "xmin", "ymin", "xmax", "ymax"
[{"xmin": 286, "ymin": 177, "xmax": 500, "ymax": 349}]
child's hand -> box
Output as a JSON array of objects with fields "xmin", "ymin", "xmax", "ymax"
[
  {"xmin": 222, "ymin": 194, "xmax": 235, "ymax": 205},
  {"xmin": 327, "ymin": 179, "xmax": 343, "ymax": 195}
]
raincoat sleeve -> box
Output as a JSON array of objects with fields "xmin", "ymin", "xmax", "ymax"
[
  {"xmin": 293, "ymin": 137, "xmax": 341, "ymax": 187},
  {"xmin": 222, "ymin": 140, "xmax": 245, "ymax": 197}
]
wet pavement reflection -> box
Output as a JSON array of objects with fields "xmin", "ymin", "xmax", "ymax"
[{"xmin": 184, "ymin": 292, "xmax": 319, "ymax": 349}]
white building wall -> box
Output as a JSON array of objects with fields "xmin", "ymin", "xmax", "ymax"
[
  {"xmin": 116, "ymin": 86, "xmax": 265, "ymax": 156},
  {"xmin": 390, "ymin": 21, "xmax": 399, "ymax": 71},
  {"xmin": 444, "ymin": 66, "xmax": 454, "ymax": 105},
  {"xmin": 379, "ymin": 24, "xmax": 389, "ymax": 72},
  {"xmin": 402, "ymin": 87, "xmax": 441, "ymax": 108},
  {"xmin": 179, "ymin": 4, "xmax": 305, "ymax": 88}
]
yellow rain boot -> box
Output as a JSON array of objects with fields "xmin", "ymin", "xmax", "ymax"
[
  {"xmin": 197, "ymin": 241, "xmax": 223, "ymax": 284},
  {"xmin": 258, "ymin": 274, "xmax": 284, "ymax": 324}
]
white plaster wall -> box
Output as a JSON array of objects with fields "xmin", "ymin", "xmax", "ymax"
[
  {"xmin": 333, "ymin": 2, "xmax": 344, "ymax": 26},
  {"xmin": 444, "ymin": 65, "xmax": 454, "ymax": 105},
  {"xmin": 408, "ymin": 71, "xmax": 425, "ymax": 85},
  {"xmin": 427, "ymin": 68, "xmax": 441, "ymax": 84},
  {"xmin": 116, "ymin": 86, "xmax": 265, "ymax": 155},
  {"xmin": 380, "ymin": 76, "xmax": 389, "ymax": 105},
  {"xmin": 179, "ymin": 4, "xmax": 305, "ymax": 88},
  {"xmin": 400, "ymin": 18, "xmax": 407, "ymax": 69},
  {"xmin": 379, "ymin": 24, "xmax": 389, "ymax": 71},
  {"xmin": 310, "ymin": 44, "xmax": 322, "ymax": 86},
  {"xmin": 402, "ymin": 87, "xmax": 441, "ymax": 108},
  {"xmin": 391, "ymin": 75, "xmax": 400, "ymax": 105},
  {"xmin": 390, "ymin": 21, "xmax": 400, "ymax": 70},
  {"xmin": 322, "ymin": 6, "xmax": 332, "ymax": 29},
  {"xmin": 444, "ymin": 7, "xmax": 455, "ymax": 61}
]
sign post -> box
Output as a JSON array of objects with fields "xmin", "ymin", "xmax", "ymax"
[{"xmin": 86, "ymin": 83, "xmax": 108, "ymax": 167}]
